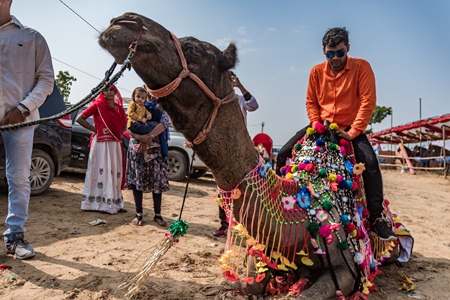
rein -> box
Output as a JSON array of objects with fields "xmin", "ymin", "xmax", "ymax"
[
  {"xmin": 0, "ymin": 27, "xmax": 144, "ymax": 132},
  {"xmin": 145, "ymin": 32, "xmax": 237, "ymax": 146}
]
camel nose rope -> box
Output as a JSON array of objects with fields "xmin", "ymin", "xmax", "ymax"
[
  {"xmin": 0, "ymin": 27, "xmax": 144, "ymax": 132},
  {"xmin": 145, "ymin": 31, "xmax": 237, "ymax": 147}
]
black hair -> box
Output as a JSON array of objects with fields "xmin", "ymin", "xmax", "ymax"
[
  {"xmin": 322, "ymin": 27, "xmax": 349, "ymax": 48},
  {"xmin": 230, "ymin": 71, "xmax": 236, "ymax": 77}
]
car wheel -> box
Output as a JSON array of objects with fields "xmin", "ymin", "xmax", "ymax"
[
  {"xmin": 167, "ymin": 150, "xmax": 188, "ymax": 181},
  {"xmin": 30, "ymin": 149, "xmax": 55, "ymax": 195},
  {"xmin": 190, "ymin": 169, "xmax": 207, "ymax": 179}
]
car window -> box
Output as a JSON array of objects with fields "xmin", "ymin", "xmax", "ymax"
[{"xmin": 74, "ymin": 107, "xmax": 94, "ymax": 126}]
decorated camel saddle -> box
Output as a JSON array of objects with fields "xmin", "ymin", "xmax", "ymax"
[{"xmin": 218, "ymin": 122, "xmax": 413, "ymax": 298}]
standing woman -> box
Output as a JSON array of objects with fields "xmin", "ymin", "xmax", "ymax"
[
  {"xmin": 76, "ymin": 85, "xmax": 128, "ymax": 214},
  {"xmin": 127, "ymin": 94, "xmax": 170, "ymax": 227}
]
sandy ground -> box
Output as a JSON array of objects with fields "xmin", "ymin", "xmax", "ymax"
[{"xmin": 0, "ymin": 169, "xmax": 449, "ymax": 300}]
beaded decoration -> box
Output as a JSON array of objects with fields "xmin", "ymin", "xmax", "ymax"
[{"xmin": 217, "ymin": 123, "xmax": 397, "ymax": 296}]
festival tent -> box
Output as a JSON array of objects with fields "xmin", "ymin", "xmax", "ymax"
[{"xmin": 368, "ymin": 113, "xmax": 450, "ymax": 144}]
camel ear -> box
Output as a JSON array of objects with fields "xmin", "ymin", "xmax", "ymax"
[{"xmin": 220, "ymin": 43, "xmax": 238, "ymax": 71}]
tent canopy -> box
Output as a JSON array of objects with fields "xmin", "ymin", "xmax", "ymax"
[{"xmin": 368, "ymin": 113, "xmax": 450, "ymax": 144}]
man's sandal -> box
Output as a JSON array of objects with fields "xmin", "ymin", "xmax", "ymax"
[
  {"xmin": 154, "ymin": 215, "xmax": 167, "ymax": 227},
  {"xmin": 132, "ymin": 214, "xmax": 143, "ymax": 226}
]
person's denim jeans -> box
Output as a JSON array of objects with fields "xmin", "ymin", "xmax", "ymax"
[{"xmin": 1, "ymin": 126, "xmax": 34, "ymax": 242}]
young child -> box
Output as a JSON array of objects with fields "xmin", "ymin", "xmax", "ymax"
[{"xmin": 127, "ymin": 87, "xmax": 159, "ymax": 162}]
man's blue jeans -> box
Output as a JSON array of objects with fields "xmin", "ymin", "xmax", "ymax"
[{"xmin": 1, "ymin": 126, "xmax": 34, "ymax": 242}]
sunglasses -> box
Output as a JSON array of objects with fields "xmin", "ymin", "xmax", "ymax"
[{"xmin": 325, "ymin": 50, "xmax": 346, "ymax": 59}]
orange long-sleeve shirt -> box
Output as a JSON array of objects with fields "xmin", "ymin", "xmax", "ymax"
[{"xmin": 306, "ymin": 57, "xmax": 376, "ymax": 139}]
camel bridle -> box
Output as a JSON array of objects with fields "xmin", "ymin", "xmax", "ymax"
[{"xmin": 144, "ymin": 32, "xmax": 237, "ymax": 147}]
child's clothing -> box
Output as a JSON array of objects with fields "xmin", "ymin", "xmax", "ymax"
[
  {"xmin": 127, "ymin": 101, "xmax": 169, "ymax": 158},
  {"xmin": 127, "ymin": 101, "xmax": 155, "ymax": 135}
]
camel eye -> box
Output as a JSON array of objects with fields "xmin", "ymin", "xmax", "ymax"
[{"xmin": 185, "ymin": 44, "xmax": 200, "ymax": 57}]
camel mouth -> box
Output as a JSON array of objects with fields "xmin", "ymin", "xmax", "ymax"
[
  {"xmin": 99, "ymin": 14, "xmax": 144, "ymax": 62},
  {"xmin": 99, "ymin": 26, "xmax": 133, "ymax": 62},
  {"xmin": 99, "ymin": 23, "xmax": 133, "ymax": 45}
]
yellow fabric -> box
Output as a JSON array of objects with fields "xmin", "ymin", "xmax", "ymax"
[{"xmin": 127, "ymin": 101, "xmax": 149, "ymax": 128}]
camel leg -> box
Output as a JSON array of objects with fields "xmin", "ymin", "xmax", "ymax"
[
  {"xmin": 231, "ymin": 255, "xmax": 271, "ymax": 296},
  {"xmin": 296, "ymin": 265, "xmax": 357, "ymax": 300}
]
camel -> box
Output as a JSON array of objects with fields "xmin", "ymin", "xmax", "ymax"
[{"xmin": 99, "ymin": 13, "xmax": 387, "ymax": 299}]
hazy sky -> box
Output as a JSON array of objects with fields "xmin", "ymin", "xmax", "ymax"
[{"xmin": 11, "ymin": 0, "xmax": 450, "ymax": 146}]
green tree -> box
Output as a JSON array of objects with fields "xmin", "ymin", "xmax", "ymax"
[
  {"xmin": 365, "ymin": 105, "xmax": 392, "ymax": 135},
  {"xmin": 55, "ymin": 70, "xmax": 77, "ymax": 104}
]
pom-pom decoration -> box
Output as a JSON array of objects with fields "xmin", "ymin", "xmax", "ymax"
[
  {"xmin": 318, "ymin": 168, "xmax": 327, "ymax": 177},
  {"xmin": 328, "ymin": 142, "xmax": 338, "ymax": 151},
  {"xmin": 328, "ymin": 173, "xmax": 337, "ymax": 182},
  {"xmin": 341, "ymin": 214, "xmax": 350, "ymax": 225},
  {"xmin": 304, "ymin": 163, "xmax": 314, "ymax": 172},
  {"xmin": 353, "ymin": 252, "xmax": 365, "ymax": 265},
  {"xmin": 329, "ymin": 123, "xmax": 339, "ymax": 130},
  {"xmin": 316, "ymin": 138, "xmax": 325, "ymax": 146},
  {"xmin": 308, "ymin": 222, "xmax": 320, "ymax": 233},
  {"xmin": 322, "ymin": 200, "xmax": 333, "ymax": 211},
  {"xmin": 285, "ymin": 173, "xmax": 294, "ymax": 180},
  {"xmin": 306, "ymin": 127, "xmax": 316, "ymax": 136},
  {"xmin": 339, "ymin": 139, "xmax": 349, "ymax": 147},
  {"xmin": 118, "ymin": 219, "xmax": 190, "ymax": 298},
  {"xmin": 338, "ymin": 241, "xmax": 349, "ymax": 250},
  {"xmin": 319, "ymin": 224, "xmax": 332, "ymax": 238},
  {"xmin": 346, "ymin": 223, "xmax": 356, "ymax": 233},
  {"xmin": 314, "ymin": 122, "xmax": 327, "ymax": 134}
]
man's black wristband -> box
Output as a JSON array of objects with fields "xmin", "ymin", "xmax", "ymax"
[{"xmin": 243, "ymin": 92, "xmax": 252, "ymax": 101}]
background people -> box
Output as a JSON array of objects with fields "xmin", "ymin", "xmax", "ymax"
[
  {"xmin": 0, "ymin": 0, "xmax": 54, "ymax": 260},
  {"xmin": 127, "ymin": 93, "xmax": 170, "ymax": 227},
  {"xmin": 213, "ymin": 71, "xmax": 259, "ymax": 237},
  {"xmin": 76, "ymin": 85, "xmax": 127, "ymax": 214},
  {"xmin": 277, "ymin": 27, "xmax": 395, "ymax": 241}
]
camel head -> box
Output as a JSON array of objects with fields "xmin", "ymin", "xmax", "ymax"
[{"xmin": 99, "ymin": 13, "xmax": 259, "ymax": 189}]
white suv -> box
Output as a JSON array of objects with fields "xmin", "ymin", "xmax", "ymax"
[{"xmin": 167, "ymin": 127, "xmax": 208, "ymax": 181}]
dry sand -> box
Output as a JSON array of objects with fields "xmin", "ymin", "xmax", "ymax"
[{"xmin": 0, "ymin": 170, "xmax": 449, "ymax": 299}]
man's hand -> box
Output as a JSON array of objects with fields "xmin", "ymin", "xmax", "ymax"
[
  {"xmin": 232, "ymin": 75, "xmax": 242, "ymax": 88},
  {"xmin": 1, "ymin": 108, "xmax": 26, "ymax": 126},
  {"xmin": 337, "ymin": 129, "xmax": 353, "ymax": 140}
]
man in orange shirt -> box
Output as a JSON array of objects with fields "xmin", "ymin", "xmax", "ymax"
[{"xmin": 276, "ymin": 27, "xmax": 395, "ymax": 241}]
